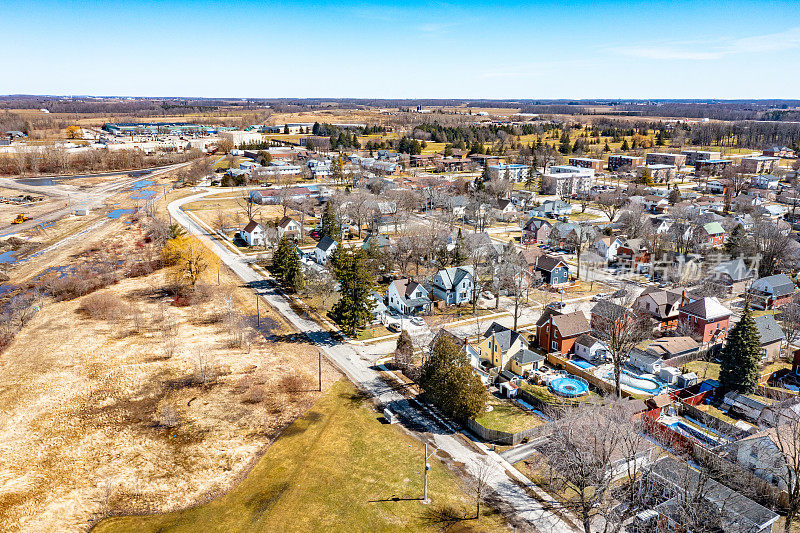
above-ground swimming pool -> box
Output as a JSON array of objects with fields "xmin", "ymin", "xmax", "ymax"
[
  {"xmin": 598, "ymin": 368, "xmax": 662, "ymax": 394},
  {"xmin": 549, "ymin": 375, "xmax": 589, "ymax": 397}
]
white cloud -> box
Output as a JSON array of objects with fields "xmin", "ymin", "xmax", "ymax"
[{"xmin": 610, "ymin": 26, "xmax": 800, "ymax": 61}]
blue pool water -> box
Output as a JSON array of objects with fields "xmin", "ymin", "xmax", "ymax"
[
  {"xmin": 108, "ymin": 208, "xmax": 135, "ymax": 219},
  {"xmin": 601, "ymin": 368, "xmax": 662, "ymax": 394},
  {"xmin": 550, "ymin": 376, "xmax": 589, "ymax": 397},
  {"xmin": 571, "ymin": 359, "xmax": 594, "ymax": 370}
]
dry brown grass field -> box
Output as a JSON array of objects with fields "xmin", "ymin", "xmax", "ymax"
[{"xmin": 0, "ymin": 216, "xmax": 338, "ymax": 532}]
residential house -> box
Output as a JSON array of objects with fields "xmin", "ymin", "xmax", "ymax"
[
  {"xmin": 430, "ymin": 266, "xmax": 474, "ymax": 305},
  {"xmin": 644, "ymin": 336, "xmax": 701, "ymax": 363},
  {"xmin": 628, "ymin": 348, "xmax": 664, "ymax": 375},
  {"xmin": 534, "ymin": 255, "xmax": 570, "ymax": 287},
  {"xmin": 495, "ymin": 198, "xmax": 517, "ymax": 220},
  {"xmin": 475, "ymin": 322, "xmax": 543, "ymax": 375},
  {"xmin": 536, "ymin": 309, "xmax": 591, "ymax": 355},
  {"xmin": 752, "ymin": 174, "xmax": 781, "ymax": 189},
  {"xmin": 732, "ymin": 425, "xmax": 797, "ymax": 497},
  {"xmin": 446, "ymin": 195, "xmax": 469, "ymax": 219},
  {"xmin": 594, "ymin": 236, "xmax": 623, "ymax": 262},
  {"xmin": 607, "ymin": 154, "xmax": 643, "ymax": 171},
  {"xmin": 678, "ymin": 296, "xmax": 732, "ymax": 343},
  {"xmin": 240, "ymin": 220, "xmax": 264, "ymax": 246},
  {"xmin": 590, "ymin": 299, "xmax": 631, "ymax": 333},
  {"xmin": 573, "ymin": 334, "xmax": 610, "ymax": 363},
  {"xmin": 313, "ymin": 235, "xmax": 337, "ymax": 264},
  {"xmin": 387, "ymin": 278, "xmax": 431, "ymax": 315},
  {"xmin": 634, "ymin": 287, "xmax": 695, "ymax": 330},
  {"xmin": 707, "ymin": 179, "xmax": 728, "ymax": 194},
  {"xmin": 696, "ymin": 221, "xmax": 726, "ymax": 246},
  {"xmin": 748, "ymin": 273, "xmax": 796, "ymax": 310},
  {"xmin": 370, "ymin": 292, "xmax": 388, "ymax": 323},
  {"xmin": 637, "ymin": 456, "xmax": 779, "ymax": 533},
  {"xmin": 616, "ymin": 238, "xmax": 651, "ymax": 271},
  {"xmin": 711, "ymin": 257, "xmax": 756, "ymax": 295},
  {"xmin": 549, "ymin": 222, "xmax": 582, "ymax": 250},
  {"xmin": 528, "ymin": 199, "xmax": 572, "ymax": 218},
  {"xmin": 754, "ymin": 314, "xmax": 786, "ymax": 362},
  {"xmin": 522, "ymin": 217, "xmax": 552, "ymax": 245},
  {"xmin": 762, "ymin": 146, "xmax": 795, "ymax": 158},
  {"xmin": 643, "ymin": 194, "xmax": 670, "ymax": 213},
  {"xmin": 276, "ymin": 216, "xmax": 302, "ymax": 239}
]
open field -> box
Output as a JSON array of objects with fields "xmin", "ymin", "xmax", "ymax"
[
  {"xmin": 94, "ymin": 379, "xmax": 510, "ymax": 533},
  {"xmin": 0, "ymin": 217, "xmax": 341, "ymax": 532}
]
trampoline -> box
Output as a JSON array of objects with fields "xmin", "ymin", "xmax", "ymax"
[{"xmin": 549, "ymin": 375, "xmax": 589, "ymax": 397}]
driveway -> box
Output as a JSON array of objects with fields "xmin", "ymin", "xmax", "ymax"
[{"xmin": 169, "ymin": 189, "xmax": 578, "ymax": 533}]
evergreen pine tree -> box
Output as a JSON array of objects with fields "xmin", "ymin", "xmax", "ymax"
[
  {"xmin": 719, "ymin": 305, "xmax": 761, "ymax": 394},
  {"xmin": 320, "ymin": 202, "xmax": 340, "ymax": 240},
  {"xmin": 603, "ymin": 141, "xmax": 611, "ymax": 152},
  {"xmin": 724, "ymin": 223, "xmax": 747, "ymax": 257},
  {"xmin": 283, "ymin": 242, "xmax": 303, "ymax": 291},
  {"xmin": 271, "ymin": 236, "xmax": 290, "ymax": 280},
  {"xmin": 330, "ymin": 246, "xmax": 376, "ymax": 335},
  {"xmin": 452, "ymin": 228, "xmax": 467, "ymax": 265},
  {"xmin": 656, "ymin": 131, "xmax": 665, "ymax": 146},
  {"xmin": 621, "ymin": 139, "xmax": 630, "ymax": 151},
  {"xmin": 419, "ymin": 336, "xmax": 487, "ymax": 421}
]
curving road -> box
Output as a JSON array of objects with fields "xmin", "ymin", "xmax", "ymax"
[{"xmin": 168, "ymin": 189, "xmax": 578, "ymax": 533}]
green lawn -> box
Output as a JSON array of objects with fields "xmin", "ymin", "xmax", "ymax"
[
  {"xmin": 356, "ymin": 324, "xmax": 392, "ymax": 340},
  {"xmin": 94, "ymin": 380, "xmax": 507, "ymax": 533},
  {"xmin": 473, "ymin": 395, "xmax": 544, "ymax": 434},
  {"xmin": 684, "ymin": 360, "xmax": 720, "ymax": 381}
]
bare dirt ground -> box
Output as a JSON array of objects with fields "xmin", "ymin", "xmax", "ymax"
[{"xmin": 0, "ymin": 216, "xmax": 339, "ymax": 532}]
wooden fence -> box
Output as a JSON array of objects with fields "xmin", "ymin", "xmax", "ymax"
[
  {"xmin": 546, "ymin": 352, "xmax": 644, "ymax": 398},
  {"xmin": 464, "ymin": 418, "xmax": 547, "ymax": 446}
]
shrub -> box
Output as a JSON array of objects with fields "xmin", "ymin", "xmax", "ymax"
[{"xmin": 77, "ymin": 291, "xmax": 129, "ymax": 321}]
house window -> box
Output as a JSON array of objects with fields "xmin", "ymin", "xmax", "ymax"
[{"xmin": 552, "ymin": 341, "xmax": 557, "ymax": 351}]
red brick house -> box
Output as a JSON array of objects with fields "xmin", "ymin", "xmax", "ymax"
[
  {"xmin": 590, "ymin": 299, "xmax": 635, "ymax": 333},
  {"xmin": 696, "ymin": 222, "xmax": 725, "ymax": 246},
  {"xmin": 536, "ymin": 308, "xmax": 591, "ymax": 355},
  {"xmin": 616, "ymin": 238, "xmax": 651, "ymax": 271},
  {"xmin": 747, "ymin": 273, "xmax": 797, "ymax": 310},
  {"xmin": 678, "ymin": 297, "xmax": 731, "ymax": 343}
]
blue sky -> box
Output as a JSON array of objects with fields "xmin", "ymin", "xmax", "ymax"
[{"xmin": 4, "ymin": 0, "xmax": 800, "ymax": 98}]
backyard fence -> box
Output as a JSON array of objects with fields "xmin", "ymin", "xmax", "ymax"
[
  {"xmin": 677, "ymin": 402, "xmax": 754, "ymax": 441},
  {"xmin": 546, "ymin": 352, "xmax": 643, "ymax": 398},
  {"xmin": 464, "ymin": 418, "xmax": 547, "ymax": 446}
]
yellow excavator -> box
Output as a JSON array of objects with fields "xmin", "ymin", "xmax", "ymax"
[{"xmin": 12, "ymin": 214, "xmax": 30, "ymax": 224}]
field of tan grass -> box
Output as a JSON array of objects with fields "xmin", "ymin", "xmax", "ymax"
[{"xmin": 0, "ymin": 246, "xmax": 338, "ymax": 532}]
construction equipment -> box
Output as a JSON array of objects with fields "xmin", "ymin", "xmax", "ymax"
[{"xmin": 11, "ymin": 214, "xmax": 30, "ymax": 224}]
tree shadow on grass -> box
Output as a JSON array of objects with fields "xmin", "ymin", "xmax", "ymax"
[{"xmin": 419, "ymin": 505, "xmax": 476, "ymax": 531}]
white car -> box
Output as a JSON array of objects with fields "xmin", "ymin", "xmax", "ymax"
[{"xmin": 410, "ymin": 316, "xmax": 425, "ymax": 327}]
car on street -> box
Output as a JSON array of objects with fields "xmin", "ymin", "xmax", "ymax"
[
  {"xmin": 386, "ymin": 322, "xmax": 401, "ymax": 333},
  {"xmin": 409, "ymin": 316, "xmax": 425, "ymax": 326},
  {"xmin": 546, "ymin": 301, "xmax": 565, "ymax": 310}
]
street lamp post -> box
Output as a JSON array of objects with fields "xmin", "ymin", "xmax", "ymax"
[{"xmin": 422, "ymin": 442, "xmax": 435, "ymax": 504}]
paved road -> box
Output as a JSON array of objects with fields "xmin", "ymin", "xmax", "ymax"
[
  {"xmin": 499, "ymin": 437, "xmax": 550, "ymax": 465},
  {"xmin": 169, "ymin": 189, "xmax": 578, "ymax": 533}
]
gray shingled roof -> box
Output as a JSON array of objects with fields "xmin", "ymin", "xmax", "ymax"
[
  {"xmin": 753, "ymin": 315, "xmax": 786, "ymax": 346},
  {"xmin": 483, "ymin": 322, "xmax": 523, "ymax": 352},
  {"xmin": 513, "ymin": 349, "xmax": 544, "ymax": 365},
  {"xmin": 754, "ymin": 273, "xmax": 795, "ymax": 297}
]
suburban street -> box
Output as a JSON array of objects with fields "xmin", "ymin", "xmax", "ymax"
[{"xmin": 169, "ymin": 188, "xmax": 579, "ymax": 533}]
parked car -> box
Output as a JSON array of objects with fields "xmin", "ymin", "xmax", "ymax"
[
  {"xmin": 546, "ymin": 301, "xmax": 565, "ymax": 310},
  {"xmin": 386, "ymin": 322, "xmax": 401, "ymax": 333},
  {"xmin": 410, "ymin": 316, "xmax": 425, "ymax": 326}
]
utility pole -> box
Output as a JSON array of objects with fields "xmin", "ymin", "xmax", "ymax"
[
  {"xmin": 422, "ymin": 442, "xmax": 434, "ymax": 504},
  {"xmin": 318, "ymin": 350, "xmax": 322, "ymax": 391},
  {"xmin": 256, "ymin": 295, "xmax": 260, "ymax": 332}
]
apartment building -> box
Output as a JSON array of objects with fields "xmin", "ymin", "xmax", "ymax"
[
  {"xmin": 741, "ymin": 155, "xmax": 780, "ymax": 174},
  {"xmin": 681, "ymin": 149, "xmax": 721, "ymax": 166},
  {"xmin": 568, "ymin": 157, "xmax": 604, "ymax": 171},
  {"xmin": 607, "ymin": 154, "xmax": 643, "ymax": 171},
  {"xmin": 646, "ymin": 152, "xmax": 687, "ymax": 167}
]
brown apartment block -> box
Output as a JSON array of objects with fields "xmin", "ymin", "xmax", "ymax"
[
  {"xmin": 568, "ymin": 157, "xmax": 604, "ymax": 171},
  {"xmin": 607, "ymin": 154, "xmax": 643, "ymax": 171},
  {"xmin": 740, "ymin": 156, "xmax": 780, "ymax": 174},
  {"xmin": 681, "ymin": 149, "xmax": 721, "ymax": 166},
  {"xmin": 645, "ymin": 152, "xmax": 687, "ymax": 167}
]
